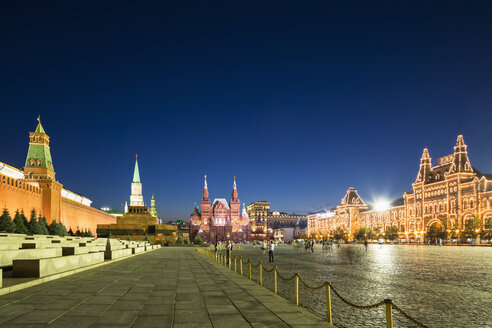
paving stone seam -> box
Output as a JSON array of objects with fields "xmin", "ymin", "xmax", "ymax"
[
  {"xmin": 194, "ymin": 251, "xmax": 302, "ymax": 328},
  {"xmin": 192, "ymin": 251, "xmax": 254, "ymax": 328},
  {"xmin": 169, "ymin": 253, "xmax": 181, "ymax": 328},
  {"xmin": 196, "ymin": 250, "xmax": 336, "ymax": 327}
]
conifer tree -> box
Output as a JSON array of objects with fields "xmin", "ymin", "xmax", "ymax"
[
  {"xmin": 87, "ymin": 229, "xmax": 94, "ymax": 237},
  {"xmin": 68, "ymin": 228, "xmax": 74, "ymax": 236},
  {"xmin": 58, "ymin": 222, "xmax": 68, "ymax": 237},
  {"xmin": 13, "ymin": 210, "xmax": 28, "ymax": 234},
  {"xmin": 0, "ymin": 209, "xmax": 15, "ymax": 233},
  {"xmin": 28, "ymin": 213, "xmax": 43, "ymax": 235},
  {"xmin": 38, "ymin": 215, "xmax": 49, "ymax": 235},
  {"xmin": 75, "ymin": 228, "xmax": 81, "ymax": 236},
  {"xmin": 28, "ymin": 210, "xmax": 37, "ymax": 235},
  {"xmin": 48, "ymin": 220, "xmax": 57, "ymax": 235},
  {"xmin": 21, "ymin": 210, "xmax": 29, "ymax": 228}
]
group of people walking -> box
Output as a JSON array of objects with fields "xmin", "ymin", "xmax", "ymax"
[{"xmin": 214, "ymin": 240, "xmax": 233, "ymax": 264}]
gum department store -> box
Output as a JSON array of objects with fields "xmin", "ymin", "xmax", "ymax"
[{"xmin": 307, "ymin": 134, "xmax": 492, "ymax": 241}]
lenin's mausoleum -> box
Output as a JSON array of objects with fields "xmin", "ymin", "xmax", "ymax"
[{"xmin": 0, "ymin": 118, "xmax": 115, "ymax": 234}]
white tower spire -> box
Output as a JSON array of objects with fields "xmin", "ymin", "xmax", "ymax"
[{"xmin": 130, "ymin": 155, "xmax": 144, "ymax": 206}]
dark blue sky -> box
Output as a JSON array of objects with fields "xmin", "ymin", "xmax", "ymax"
[{"xmin": 1, "ymin": 1, "xmax": 492, "ymax": 219}]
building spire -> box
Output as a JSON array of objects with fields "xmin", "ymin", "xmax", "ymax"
[
  {"xmin": 133, "ymin": 155, "xmax": 140, "ymax": 183},
  {"xmin": 232, "ymin": 176, "xmax": 238, "ymax": 200},
  {"xmin": 130, "ymin": 155, "xmax": 144, "ymax": 206},
  {"xmin": 34, "ymin": 115, "xmax": 46, "ymax": 134},
  {"xmin": 202, "ymin": 174, "xmax": 209, "ymax": 200}
]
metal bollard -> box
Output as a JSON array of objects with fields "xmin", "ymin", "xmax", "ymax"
[
  {"xmin": 248, "ymin": 261, "xmax": 252, "ymax": 280},
  {"xmin": 259, "ymin": 262, "xmax": 263, "ymax": 286},
  {"xmin": 274, "ymin": 268, "xmax": 277, "ymax": 294},
  {"xmin": 326, "ymin": 284, "xmax": 332, "ymax": 324},
  {"xmin": 234, "ymin": 257, "xmax": 237, "ymax": 272},
  {"xmin": 384, "ymin": 299, "xmax": 393, "ymax": 328},
  {"xmin": 240, "ymin": 257, "xmax": 243, "ymax": 275},
  {"xmin": 295, "ymin": 274, "xmax": 299, "ymax": 306}
]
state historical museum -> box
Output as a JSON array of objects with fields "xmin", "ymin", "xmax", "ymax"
[{"xmin": 189, "ymin": 176, "xmax": 252, "ymax": 243}]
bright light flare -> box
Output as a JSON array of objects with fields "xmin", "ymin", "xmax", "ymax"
[{"xmin": 374, "ymin": 199, "xmax": 391, "ymax": 212}]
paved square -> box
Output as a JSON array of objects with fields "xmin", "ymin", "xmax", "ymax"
[{"xmin": 0, "ymin": 247, "xmax": 333, "ymax": 327}]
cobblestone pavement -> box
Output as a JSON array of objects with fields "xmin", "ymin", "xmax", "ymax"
[
  {"xmin": 229, "ymin": 244, "xmax": 492, "ymax": 328},
  {"xmin": 0, "ymin": 247, "xmax": 334, "ymax": 328}
]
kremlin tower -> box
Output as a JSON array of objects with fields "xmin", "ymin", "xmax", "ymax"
[{"xmin": 130, "ymin": 155, "xmax": 144, "ymax": 206}]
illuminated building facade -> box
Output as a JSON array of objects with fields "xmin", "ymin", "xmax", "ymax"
[
  {"xmin": 189, "ymin": 176, "xmax": 252, "ymax": 243},
  {"xmin": 307, "ymin": 134, "xmax": 492, "ymax": 241},
  {"xmin": 0, "ymin": 118, "xmax": 115, "ymax": 234},
  {"xmin": 246, "ymin": 201, "xmax": 270, "ymax": 233}
]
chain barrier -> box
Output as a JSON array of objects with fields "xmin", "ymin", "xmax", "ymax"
[
  {"xmin": 297, "ymin": 276, "xmax": 326, "ymax": 290},
  {"xmin": 329, "ymin": 284, "xmax": 386, "ymax": 310},
  {"xmin": 393, "ymin": 304, "xmax": 430, "ymax": 328},
  {"xmin": 249, "ymin": 260, "xmax": 259, "ymax": 268},
  {"xmin": 276, "ymin": 270, "xmax": 297, "ymax": 281},
  {"xmin": 196, "ymin": 247, "xmax": 430, "ymax": 328}
]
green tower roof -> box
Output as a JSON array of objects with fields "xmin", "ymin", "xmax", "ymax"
[
  {"xmin": 133, "ymin": 156, "xmax": 141, "ymax": 183},
  {"xmin": 34, "ymin": 120, "xmax": 45, "ymax": 134},
  {"xmin": 25, "ymin": 117, "xmax": 54, "ymax": 171}
]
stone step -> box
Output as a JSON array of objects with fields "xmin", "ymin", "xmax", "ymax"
[
  {"xmin": 104, "ymin": 248, "xmax": 133, "ymax": 260},
  {"xmin": 132, "ymin": 246, "xmax": 145, "ymax": 254},
  {"xmin": 0, "ymin": 248, "xmax": 62, "ymax": 267},
  {"xmin": 62, "ymin": 245, "xmax": 105, "ymax": 256},
  {"xmin": 12, "ymin": 252, "xmax": 105, "ymax": 278}
]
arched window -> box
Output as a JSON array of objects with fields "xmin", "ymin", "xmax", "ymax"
[
  {"xmin": 470, "ymin": 200, "xmax": 474, "ymax": 209},
  {"xmin": 464, "ymin": 199, "xmax": 468, "ymax": 210}
]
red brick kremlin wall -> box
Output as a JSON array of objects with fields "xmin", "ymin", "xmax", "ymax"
[
  {"xmin": 0, "ymin": 174, "xmax": 43, "ymax": 216},
  {"xmin": 0, "ymin": 172, "xmax": 115, "ymax": 235},
  {"xmin": 61, "ymin": 198, "xmax": 115, "ymax": 235}
]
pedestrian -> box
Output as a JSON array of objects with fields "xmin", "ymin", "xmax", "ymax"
[
  {"xmin": 226, "ymin": 241, "xmax": 231, "ymax": 265},
  {"xmin": 311, "ymin": 240, "xmax": 314, "ymax": 253},
  {"xmin": 364, "ymin": 239, "xmax": 368, "ymax": 251},
  {"xmin": 214, "ymin": 242, "xmax": 218, "ymax": 261},
  {"xmin": 268, "ymin": 240, "xmax": 275, "ymax": 263},
  {"xmin": 261, "ymin": 240, "xmax": 266, "ymax": 255}
]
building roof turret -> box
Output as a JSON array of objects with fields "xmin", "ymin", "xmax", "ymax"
[
  {"xmin": 448, "ymin": 134, "xmax": 473, "ymax": 175},
  {"xmin": 415, "ymin": 147, "xmax": 432, "ymax": 183}
]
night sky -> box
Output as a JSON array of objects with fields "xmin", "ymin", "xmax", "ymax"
[{"xmin": 1, "ymin": 1, "xmax": 492, "ymax": 219}]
